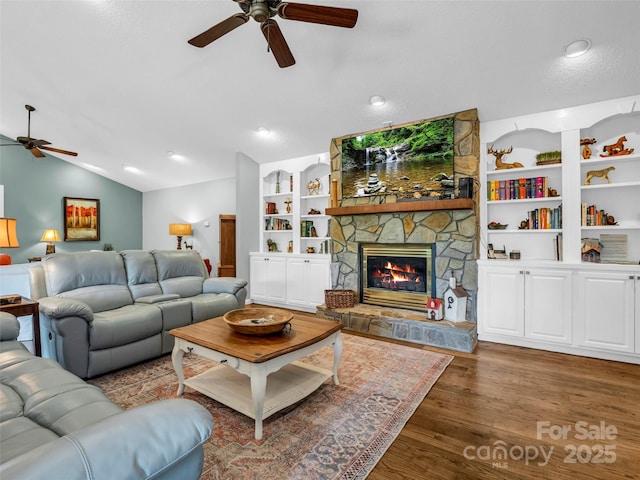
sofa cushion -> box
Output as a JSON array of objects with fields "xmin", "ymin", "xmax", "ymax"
[
  {"xmin": 190, "ymin": 293, "xmax": 240, "ymax": 323},
  {"xmin": 153, "ymin": 250, "xmax": 206, "ymax": 298},
  {"xmin": 42, "ymin": 252, "xmax": 132, "ymax": 312},
  {"xmin": 0, "ymin": 417, "xmax": 60, "ymax": 464},
  {"xmin": 120, "ymin": 250, "xmax": 163, "ymax": 300},
  {"xmin": 90, "ymin": 304, "xmax": 162, "ymax": 350}
]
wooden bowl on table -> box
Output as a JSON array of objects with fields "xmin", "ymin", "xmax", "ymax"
[{"xmin": 223, "ymin": 307, "xmax": 293, "ymax": 336}]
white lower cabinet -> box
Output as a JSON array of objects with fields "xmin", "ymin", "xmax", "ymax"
[
  {"xmin": 249, "ymin": 255, "xmax": 286, "ymax": 303},
  {"xmin": 479, "ymin": 261, "xmax": 640, "ymax": 363},
  {"xmin": 249, "ymin": 253, "xmax": 330, "ymax": 312},
  {"xmin": 574, "ymin": 270, "xmax": 636, "ymax": 354},
  {"xmin": 285, "ymin": 256, "xmax": 331, "ymax": 309},
  {"xmin": 479, "ymin": 263, "xmax": 572, "ymax": 344}
]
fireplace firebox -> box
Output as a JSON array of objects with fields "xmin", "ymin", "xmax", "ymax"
[{"xmin": 359, "ymin": 243, "xmax": 435, "ymax": 312}]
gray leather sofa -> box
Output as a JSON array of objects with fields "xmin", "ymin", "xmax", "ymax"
[
  {"xmin": 0, "ymin": 311, "xmax": 214, "ymax": 480},
  {"xmin": 28, "ymin": 249, "xmax": 247, "ymax": 378}
]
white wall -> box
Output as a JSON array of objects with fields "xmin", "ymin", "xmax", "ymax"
[{"xmin": 142, "ymin": 178, "xmax": 236, "ymax": 272}]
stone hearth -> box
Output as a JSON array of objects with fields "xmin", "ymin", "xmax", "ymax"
[{"xmin": 317, "ymin": 304, "xmax": 477, "ymax": 353}]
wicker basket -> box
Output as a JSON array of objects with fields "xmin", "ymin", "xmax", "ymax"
[{"xmin": 324, "ymin": 289, "xmax": 356, "ymax": 309}]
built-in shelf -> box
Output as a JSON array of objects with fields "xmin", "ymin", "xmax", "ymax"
[{"xmin": 325, "ymin": 198, "xmax": 474, "ymax": 216}]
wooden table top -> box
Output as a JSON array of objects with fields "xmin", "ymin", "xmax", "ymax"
[{"xmin": 170, "ymin": 314, "xmax": 342, "ymax": 363}]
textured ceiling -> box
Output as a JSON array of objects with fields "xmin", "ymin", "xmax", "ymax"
[{"xmin": 1, "ymin": 0, "xmax": 639, "ymax": 192}]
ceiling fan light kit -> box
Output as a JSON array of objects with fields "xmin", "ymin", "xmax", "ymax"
[{"xmin": 188, "ymin": 0, "xmax": 358, "ymax": 68}]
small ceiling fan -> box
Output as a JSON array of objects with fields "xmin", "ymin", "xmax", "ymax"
[
  {"xmin": 188, "ymin": 0, "xmax": 358, "ymax": 68},
  {"xmin": 0, "ymin": 104, "xmax": 78, "ymax": 158}
]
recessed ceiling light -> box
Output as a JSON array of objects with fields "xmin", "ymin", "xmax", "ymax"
[
  {"xmin": 370, "ymin": 95, "xmax": 385, "ymax": 107},
  {"xmin": 123, "ymin": 165, "xmax": 141, "ymax": 173},
  {"xmin": 257, "ymin": 127, "xmax": 270, "ymax": 136},
  {"xmin": 563, "ymin": 39, "xmax": 591, "ymax": 58}
]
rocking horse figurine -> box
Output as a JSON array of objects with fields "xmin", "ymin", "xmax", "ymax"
[
  {"xmin": 600, "ymin": 136, "xmax": 635, "ymax": 157},
  {"xmin": 488, "ymin": 145, "xmax": 523, "ymax": 170}
]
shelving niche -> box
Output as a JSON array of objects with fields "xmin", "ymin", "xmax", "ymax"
[
  {"xmin": 483, "ymin": 128, "xmax": 563, "ymax": 261},
  {"xmin": 580, "ymin": 112, "xmax": 640, "ymax": 263}
]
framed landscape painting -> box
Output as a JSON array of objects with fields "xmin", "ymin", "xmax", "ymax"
[{"xmin": 64, "ymin": 197, "xmax": 100, "ymax": 241}]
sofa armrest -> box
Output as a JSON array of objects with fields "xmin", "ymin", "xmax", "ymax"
[
  {"xmin": 0, "ymin": 398, "xmax": 213, "ymax": 480},
  {"xmin": 0, "ymin": 312, "xmax": 20, "ymax": 341},
  {"xmin": 38, "ymin": 297, "xmax": 94, "ymax": 322},
  {"xmin": 203, "ymin": 277, "xmax": 248, "ymax": 295}
]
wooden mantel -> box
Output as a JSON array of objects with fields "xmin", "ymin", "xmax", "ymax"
[{"xmin": 325, "ymin": 198, "xmax": 474, "ymax": 216}]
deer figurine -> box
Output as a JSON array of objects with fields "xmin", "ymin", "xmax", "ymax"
[{"xmin": 488, "ymin": 145, "xmax": 524, "ymax": 170}]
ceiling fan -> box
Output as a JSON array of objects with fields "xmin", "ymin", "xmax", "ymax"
[
  {"xmin": 0, "ymin": 104, "xmax": 78, "ymax": 158},
  {"xmin": 188, "ymin": 0, "xmax": 358, "ymax": 68}
]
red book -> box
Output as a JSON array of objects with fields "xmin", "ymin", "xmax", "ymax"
[{"xmin": 536, "ymin": 177, "xmax": 544, "ymax": 198}]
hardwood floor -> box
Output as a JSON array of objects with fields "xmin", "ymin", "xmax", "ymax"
[
  {"xmin": 363, "ymin": 337, "xmax": 640, "ymax": 480},
  {"xmin": 264, "ymin": 308, "xmax": 639, "ymax": 478}
]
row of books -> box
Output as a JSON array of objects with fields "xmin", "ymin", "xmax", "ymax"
[
  {"xmin": 581, "ymin": 203, "xmax": 612, "ymax": 226},
  {"xmin": 301, "ymin": 220, "xmax": 316, "ymax": 237},
  {"xmin": 487, "ymin": 177, "xmax": 551, "ymax": 201},
  {"xmin": 524, "ymin": 205, "xmax": 563, "ymax": 230},
  {"xmin": 554, "ymin": 234, "xmax": 563, "ymax": 261},
  {"xmin": 265, "ymin": 201, "xmax": 277, "ymax": 214},
  {"xmin": 265, "ymin": 217, "xmax": 291, "ymax": 231}
]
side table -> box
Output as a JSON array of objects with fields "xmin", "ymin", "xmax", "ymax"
[{"xmin": 0, "ymin": 297, "xmax": 41, "ymax": 356}]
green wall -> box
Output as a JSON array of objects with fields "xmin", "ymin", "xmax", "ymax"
[{"xmin": 0, "ymin": 135, "xmax": 142, "ymax": 263}]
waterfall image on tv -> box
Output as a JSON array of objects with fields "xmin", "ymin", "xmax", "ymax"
[{"xmin": 341, "ymin": 116, "xmax": 454, "ymax": 198}]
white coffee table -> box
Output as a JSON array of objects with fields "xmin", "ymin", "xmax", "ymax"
[{"xmin": 170, "ymin": 314, "xmax": 343, "ymax": 440}]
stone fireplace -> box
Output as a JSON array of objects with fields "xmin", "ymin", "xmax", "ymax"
[{"xmin": 316, "ymin": 108, "xmax": 480, "ymax": 353}]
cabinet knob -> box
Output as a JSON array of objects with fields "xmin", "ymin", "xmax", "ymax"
[
  {"xmin": 519, "ymin": 270, "xmax": 524, "ymax": 274},
  {"xmin": 525, "ymin": 271, "xmax": 530, "ymax": 275}
]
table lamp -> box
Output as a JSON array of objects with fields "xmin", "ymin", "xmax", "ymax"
[
  {"xmin": 0, "ymin": 218, "xmax": 20, "ymax": 265},
  {"xmin": 169, "ymin": 223, "xmax": 192, "ymax": 250},
  {"xmin": 41, "ymin": 229, "xmax": 61, "ymax": 254}
]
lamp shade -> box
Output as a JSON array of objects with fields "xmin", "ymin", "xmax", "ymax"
[
  {"xmin": 41, "ymin": 229, "xmax": 61, "ymax": 242},
  {"xmin": 0, "ymin": 218, "xmax": 19, "ymax": 248},
  {"xmin": 169, "ymin": 223, "xmax": 192, "ymax": 236}
]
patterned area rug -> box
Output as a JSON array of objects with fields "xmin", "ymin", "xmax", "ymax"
[{"xmin": 89, "ymin": 333, "xmax": 453, "ymax": 480}]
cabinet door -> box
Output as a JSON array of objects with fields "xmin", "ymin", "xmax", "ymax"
[
  {"xmin": 286, "ymin": 257, "xmax": 330, "ymax": 307},
  {"xmin": 636, "ymin": 277, "xmax": 640, "ymax": 354},
  {"xmin": 479, "ymin": 266, "xmax": 525, "ymax": 337},
  {"xmin": 285, "ymin": 257, "xmax": 308, "ymax": 306},
  {"xmin": 524, "ymin": 269, "xmax": 572, "ymax": 344},
  {"xmin": 250, "ymin": 256, "xmax": 286, "ymax": 302},
  {"xmin": 575, "ymin": 271, "xmax": 635, "ymax": 353},
  {"xmin": 305, "ymin": 258, "xmax": 331, "ymax": 306}
]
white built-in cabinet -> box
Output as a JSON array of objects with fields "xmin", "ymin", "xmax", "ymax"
[
  {"xmin": 250, "ymin": 153, "xmax": 332, "ymax": 312},
  {"xmin": 249, "ymin": 255, "xmax": 286, "ymax": 303},
  {"xmin": 479, "ymin": 262, "xmax": 572, "ymax": 344},
  {"xmin": 479, "ymin": 95, "xmax": 640, "ymax": 364},
  {"xmin": 285, "ymin": 256, "xmax": 331, "ymax": 308},
  {"xmin": 574, "ymin": 268, "xmax": 638, "ymax": 354}
]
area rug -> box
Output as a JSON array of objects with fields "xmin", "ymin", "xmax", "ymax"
[{"xmin": 89, "ymin": 334, "xmax": 453, "ymax": 480}]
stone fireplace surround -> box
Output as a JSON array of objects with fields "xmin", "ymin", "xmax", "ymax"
[{"xmin": 316, "ymin": 109, "xmax": 480, "ymax": 353}]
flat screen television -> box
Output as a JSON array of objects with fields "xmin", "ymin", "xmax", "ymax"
[{"xmin": 340, "ymin": 115, "xmax": 454, "ymax": 199}]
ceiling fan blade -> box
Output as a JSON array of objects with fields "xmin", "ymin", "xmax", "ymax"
[
  {"xmin": 30, "ymin": 148, "xmax": 45, "ymax": 158},
  {"xmin": 29, "ymin": 139, "xmax": 52, "ymax": 148},
  {"xmin": 17, "ymin": 136, "xmax": 31, "ymax": 145},
  {"xmin": 277, "ymin": 2, "xmax": 358, "ymax": 28},
  {"xmin": 40, "ymin": 145, "xmax": 78, "ymax": 157},
  {"xmin": 188, "ymin": 13, "xmax": 249, "ymax": 47},
  {"xmin": 261, "ymin": 19, "xmax": 295, "ymax": 68}
]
